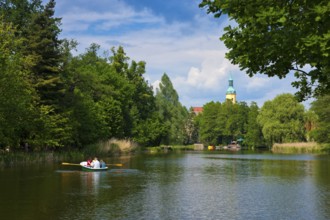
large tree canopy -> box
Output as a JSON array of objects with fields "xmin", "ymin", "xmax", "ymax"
[
  {"xmin": 199, "ymin": 0, "xmax": 330, "ymax": 101},
  {"xmin": 257, "ymin": 93, "xmax": 306, "ymax": 144}
]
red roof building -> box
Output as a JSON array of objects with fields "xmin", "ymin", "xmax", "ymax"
[{"xmin": 192, "ymin": 107, "xmax": 203, "ymax": 115}]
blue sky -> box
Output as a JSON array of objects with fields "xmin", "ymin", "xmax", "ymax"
[{"xmin": 53, "ymin": 0, "xmax": 311, "ymax": 108}]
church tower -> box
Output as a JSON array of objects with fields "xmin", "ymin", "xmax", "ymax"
[{"xmin": 226, "ymin": 76, "xmax": 236, "ymax": 104}]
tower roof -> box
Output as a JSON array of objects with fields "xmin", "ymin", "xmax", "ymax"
[
  {"xmin": 226, "ymin": 76, "xmax": 236, "ymax": 94},
  {"xmin": 226, "ymin": 86, "xmax": 236, "ymax": 94}
]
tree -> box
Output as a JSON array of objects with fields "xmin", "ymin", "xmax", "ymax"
[
  {"xmin": 155, "ymin": 73, "xmax": 188, "ymax": 145},
  {"xmin": 132, "ymin": 112, "xmax": 167, "ymax": 146},
  {"xmin": 199, "ymin": 0, "xmax": 330, "ymax": 101},
  {"xmin": 310, "ymin": 95, "xmax": 330, "ymax": 143},
  {"xmin": 60, "ymin": 44, "xmax": 126, "ymax": 147},
  {"xmin": 0, "ymin": 21, "xmax": 37, "ymax": 148},
  {"xmin": 257, "ymin": 94, "xmax": 306, "ymax": 145},
  {"xmin": 199, "ymin": 101, "xmax": 222, "ymax": 145},
  {"xmin": 244, "ymin": 102, "xmax": 264, "ymax": 147},
  {"xmin": 60, "ymin": 45, "xmax": 160, "ymax": 147},
  {"xmin": 0, "ymin": 1, "xmax": 76, "ymax": 150},
  {"xmin": 26, "ymin": 0, "xmax": 64, "ymax": 107},
  {"xmin": 223, "ymin": 101, "xmax": 249, "ymax": 141},
  {"xmin": 303, "ymin": 110, "xmax": 318, "ymax": 142},
  {"xmin": 0, "ymin": 0, "xmax": 43, "ymax": 31},
  {"xmin": 183, "ymin": 109, "xmax": 199, "ymax": 144}
]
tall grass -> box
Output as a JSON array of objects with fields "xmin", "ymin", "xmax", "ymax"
[
  {"xmin": 272, "ymin": 142, "xmax": 330, "ymax": 154},
  {"xmin": 85, "ymin": 138, "xmax": 140, "ymax": 156},
  {"xmin": 0, "ymin": 151, "xmax": 85, "ymax": 168}
]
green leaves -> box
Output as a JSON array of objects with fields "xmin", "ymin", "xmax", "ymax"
[
  {"xmin": 310, "ymin": 95, "xmax": 330, "ymax": 143},
  {"xmin": 1, "ymin": 1, "xmax": 186, "ymax": 150},
  {"xmin": 198, "ymin": 101, "xmax": 252, "ymax": 146},
  {"xmin": 0, "ymin": 21, "xmax": 38, "ymax": 148},
  {"xmin": 155, "ymin": 73, "xmax": 189, "ymax": 145},
  {"xmin": 257, "ymin": 94, "xmax": 306, "ymax": 144},
  {"xmin": 200, "ymin": 0, "xmax": 330, "ymax": 101}
]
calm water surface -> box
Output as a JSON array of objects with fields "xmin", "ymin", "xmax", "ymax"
[{"xmin": 1, "ymin": 152, "xmax": 330, "ymax": 220}]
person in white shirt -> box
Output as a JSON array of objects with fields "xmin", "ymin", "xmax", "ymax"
[{"xmin": 91, "ymin": 157, "xmax": 100, "ymax": 168}]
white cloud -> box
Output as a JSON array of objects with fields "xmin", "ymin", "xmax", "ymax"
[
  {"xmin": 151, "ymin": 80, "xmax": 160, "ymax": 93},
  {"xmin": 54, "ymin": 0, "xmax": 313, "ymax": 109},
  {"xmin": 244, "ymin": 76, "xmax": 272, "ymax": 92},
  {"xmin": 177, "ymin": 55, "xmax": 228, "ymax": 89}
]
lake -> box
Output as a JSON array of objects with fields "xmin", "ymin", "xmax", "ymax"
[{"xmin": 0, "ymin": 151, "xmax": 330, "ymax": 220}]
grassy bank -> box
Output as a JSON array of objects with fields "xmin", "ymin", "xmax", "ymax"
[{"xmin": 272, "ymin": 142, "xmax": 330, "ymax": 154}]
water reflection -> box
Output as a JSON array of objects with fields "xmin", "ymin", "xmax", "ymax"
[
  {"xmin": 57, "ymin": 170, "xmax": 108, "ymax": 196},
  {"xmin": 201, "ymin": 153, "xmax": 330, "ymax": 219},
  {"xmin": 80, "ymin": 172, "xmax": 101, "ymax": 195}
]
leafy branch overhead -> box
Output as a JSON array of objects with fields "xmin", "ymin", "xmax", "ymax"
[{"xmin": 199, "ymin": 0, "xmax": 330, "ymax": 101}]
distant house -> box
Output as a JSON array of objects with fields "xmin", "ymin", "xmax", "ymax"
[{"xmin": 192, "ymin": 107, "xmax": 203, "ymax": 115}]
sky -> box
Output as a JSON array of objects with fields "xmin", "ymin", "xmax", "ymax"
[{"xmin": 52, "ymin": 0, "xmax": 312, "ymax": 109}]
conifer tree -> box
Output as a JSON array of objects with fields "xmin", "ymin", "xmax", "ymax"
[
  {"xmin": 26, "ymin": 0, "xmax": 64, "ymax": 107},
  {"xmin": 155, "ymin": 74, "xmax": 188, "ymax": 145}
]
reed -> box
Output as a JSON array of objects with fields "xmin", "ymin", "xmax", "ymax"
[
  {"xmin": 0, "ymin": 151, "xmax": 85, "ymax": 168},
  {"xmin": 271, "ymin": 142, "xmax": 329, "ymax": 154},
  {"xmin": 84, "ymin": 138, "xmax": 140, "ymax": 156}
]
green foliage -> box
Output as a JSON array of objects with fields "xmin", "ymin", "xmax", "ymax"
[
  {"xmin": 0, "ymin": 21, "xmax": 38, "ymax": 148},
  {"xmin": 199, "ymin": 101, "xmax": 222, "ymax": 145},
  {"xmin": 60, "ymin": 44, "xmax": 158, "ymax": 147},
  {"xmin": 244, "ymin": 102, "xmax": 264, "ymax": 147},
  {"xmin": 132, "ymin": 113, "xmax": 167, "ymax": 146},
  {"xmin": 198, "ymin": 100, "xmax": 251, "ymax": 146},
  {"xmin": 0, "ymin": 0, "xmax": 43, "ymax": 35},
  {"xmin": 197, "ymin": 96, "xmax": 308, "ymax": 148},
  {"xmin": 0, "ymin": 0, "xmax": 71, "ymax": 150},
  {"xmin": 199, "ymin": 0, "xmax": 330, "ymax": 101},
  {"xmin": 2, "ymin": 0, "xmax": 323, "ymax": 152},
  {"xmin": 184, "ymin": 109, "xmax": 199, "ymax": 144},
  {"xmin": 303, "ymin": 110, "xmax": 318, "ymax": 142},
  {"xmin": 1, "ymin": 0, "xmax": 64, "ymax": 106},
  {"xmin": 109, "ymin": 46, "xmax": 156, "ymax": 139},
  {"xmin": 257, "ymin": 94, "xmax": 306, "ymax": 144},
  {"xmin": 310, "ymin": 95, "xmax": 330, "ymax": 143},
  {"xmin": 155, "ymin": 74, "xmax": 189, "ymax": 145},
  {"xmin": 0, "ymin": 0, "xmax": 163, "ymax": 150},
  {"xmin": 30, "ymin": 106, "xmax": 73, "ymax": 150}
]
